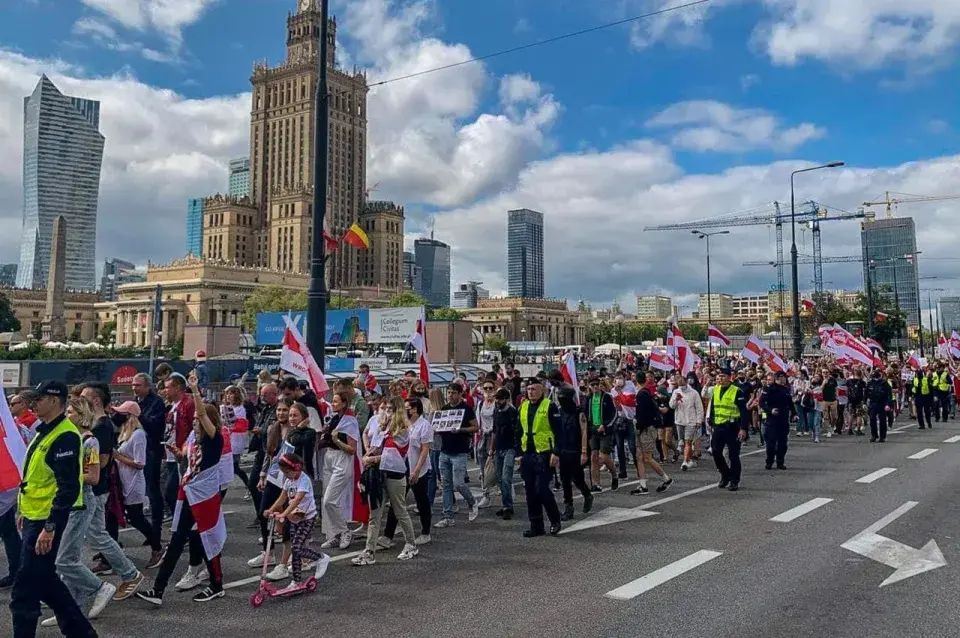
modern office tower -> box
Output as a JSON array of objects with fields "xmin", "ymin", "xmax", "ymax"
[
  {"xmin": 228, "ymin": 157, "xmax": 251, "ymax": 198},
  {"xmin": 453, "ymin": 281, "xmax": 489, "ymax": 309},
  {"xmin": 186, "ymin": 197, "xmax": 204, "ymax": 256},
  {"xmin": 414, "ymin": 238, "xmax": 451, "ymax": 308},
  {"xmin": 861, "ymin": 217, "xmax": 919, "ymax": 325},
  {"xmin": 507, "ymin": 208, "xmax": 544, "ymax": 298}
]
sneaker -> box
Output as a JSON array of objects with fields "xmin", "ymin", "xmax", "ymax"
[
  {"xmin": 468, "ymin": 502, "xmax": 480, "ymax": 522},
  {"xmin": 434, "ymin": 518, "xmax": 455, "ymax": 529},
  {"xmin": 397, "ymin": 544, "xmax": 419, "ymax": 561},
  {"xmin": 0, "ymin": 574, "xmax": 14, "ymax": 589},
  {"xmin": 113, "ymin": 571, "xmax": 144, "ymax": 601},
  {"xmin": 813, "ymin": 437, "xmax": 820, "ymax": 443},
  {"xmin": 351, "ymin": 550, "xmax": 376, "ymax": 566},
  {"xmin": 266, "ymin": 563, "xmax": 290, "ymax": 582},
  {"xmin": 376, "ymin": 536, "xmax": 395, "ymax": 550},
  {"xmin": 338, "ymin": 531, "xmax": 353, "ymax": 550},
  {"xmin": 247, "ymin": 550, "xmax": 275, "ymax": 568},
  {"xmin": 656, "ymin": 477, "xmax": 673, "ymax": 493},
  {"xmin": 146, "ymin": 549, "xmax": 165, "ymax": 570},
  {"xmin": 414, "ymin": 534, "xmax": 432, "ymax": 545},
  {"xmin": 680, "ymin": 462, "xmax": 689, "ymax": 472},
  {"xmin": 91, "ymin": 559, "xmax": 113, "ymax": 576},
  {"xmin": 320, "ymin": 536, "xmax": 341, "ymax": 549},
  {"xmin": 135, "ymin": 588, "xmax": 163, "ymax": 607},
  {"xmin": 728, "ymin": 482, "xmax": 740, "ymax": 492},
  {"xmin": 314, "ymin": 554, "xmax": 332, "ymax": 579},
  {"xmin": 688, "ymin": 460, "xmax": 698, "ymax": 469},
  {"xmin": 174, "ymin": 566, "xmax": 203, "ymax": 591},
  {"xmin": 88, "ymin": 581, "xmax": 117, "ymax": 619},
  {"xmin": 192, "ymin": 586, "xmax": 224, "ymax": 603},
  {"xmin": 477, "ymin": 497, "xmax": 491, "ymax": 509},
  {"xmin": 611, "ymin": 476, "xmax": 620, "ymax": 491},
  {"xmin": 630, "ymin": 485, "xmax": 649, "ymax": 495},
  {"xmin": 276, "ymin": 580, "xmax": 305, "ymax": 596},
  {"xmin": 40, "ymin": 617, "xmax": 59, "ymax": 628}
]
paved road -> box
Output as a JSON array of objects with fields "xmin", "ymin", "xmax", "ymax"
[{"xmin": 3, "ymin": 417, "xmax": 960, "ymax": 637}]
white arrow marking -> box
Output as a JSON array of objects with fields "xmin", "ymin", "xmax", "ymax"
[
  {"xmin": 908, "ymin": 448, "xmax": 939, "ymax": 460},
  {"xmin": 605, "ymin": 550, "xmax": 722, "ymax": 600},
  {"xmin": 560, "ymin": 507, "xmax": 658, "ymax": 534},
  {"xmin": 841, "ymin": 501, "xmax": 947, "ymax": 587},
  {"xmin": 856, "ymin": 468, "xmax": 897, "ymax": 484},
  {"xmin": 769, "ymin": 498, "xmax": 833, "ymax": 523},
  {"xmin": 943, "ymin": 435, "xmax": 960, "ymax": 443}
]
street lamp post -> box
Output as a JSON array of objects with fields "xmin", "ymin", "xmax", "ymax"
[
  {"xmin": 306, "ymin": 0, "xmax": 331, "ymax": 369},
  {"xmin": 790, "ymin": 161, "xmax": 845, "ymax": 360},
  {"xmin": 691, "ymin": 230, "xmax": 730, "ymax": 329}
]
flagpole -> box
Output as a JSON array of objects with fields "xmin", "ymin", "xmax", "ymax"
[{"xmin": 306, "ymin": 0, "xmax": 331, "ymax": 371}]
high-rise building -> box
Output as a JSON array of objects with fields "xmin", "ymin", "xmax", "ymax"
[
  {"xmin": 636, "ymin": 295, "xmax": 672, "ymax": 319},
  {"xmin": 356, "ymin": 201, "xmax": 404, "ymax": 289},
  {"xmin": 403, "ymin": 251, "xmax": 422, "ymax": 295},
  {"xmin": 938, "ymin": 297, "xmax": 960, "ymax": 333},
  {"xmin": 507, "ymin": 208, "xmax": 544, "ymax": 298},
  {"xmin": 415, "ymin": 238, "xmax": 451, "ymax": 308},
  {"xmin": 17, "ymin": 75, "xmax": 104, "ymax": 292},
  {"xmin": 0, "ymin": 264, "xmax": 17, "ymax": 287},
  {"xmin": 99, "ymin": 258, "xmax": 144, "ymax": 302},
  {"xmin": 228, "ymin": 158, "xmax": 251, "ymax": 198},
  {"xmin": 861, "ymin": 217, "xmax": 919, "ymax": 324},
  {"xmin": 452, "ymin": 281, "xmax": 489, "ymax": 309},
  {"xmin": 186, "ymin": 198, "xmax": 204, "ymax": 256},
  {"xmin": 697, "ymin": 293, "xmax": 733, "ymax": 319}
]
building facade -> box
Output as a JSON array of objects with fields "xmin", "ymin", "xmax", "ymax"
[
  {"xmin": 99, "ymin": 258, "xmax": 143, "ymax": 302},
  {"xmin": 17, "ymin": 75, "xmax": 104, "ymax": 292},
  {"xmin": 2, "ymin": 287, "xmax": 99, "ymax": 342},
  {"xmin": 186, "ymin": 198, "xmax": 204, "ymax": 256},
  {"xmin": 697, "ymin": 293, "xmax": 733, "ymax": 319},
  {"xmin": 356, "ymin": 201, "xmax": 403, "ymax": 289},
  {"xmin": 461, "ymin": 297, "xmax": 586, "ymax": 346},
  {"xmin": 731, "ymin": 295, "xmax": 768, "ymax": 321},
  {"xmin": 403, "ymin": 251, "xmax": 422, "ymax": 294},
  {"xmin": 452, "ymin": 281, "xmax": 489, "ymax": 309},
  {"xmin": 228, "ymin": 157, "xmax": 251, "ymax": 198},
  {"xmin": 861, "ymin": 217, "xmax": 919, "ymax": 324},
  {"xmin": 414, "ymin": 238, "xmax": 450, "ymax": 308},
  {"xmin": 0, "ymin": 264, "xmax": 17, "ymax": 287},
  {"xmin": 939, "ymin": 297, "xmax": 960, "ymax": 333},
  {"xmin": 636, "ymin": 295, "xmax": 672, "ymax": 319},
  {"xmin": 507, "ymin": 208, "xmax": 544, "ymax": 299}
]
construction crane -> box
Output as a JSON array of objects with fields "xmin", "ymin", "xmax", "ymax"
[
  {"xmin": 862, "ymin": 191, "xmax": 960, "ymax": 218},
  {"xmin": 742, "ymin": 255, "xmax": 862, "ymax": 267},
  {"xmin": 364, "ymin": 181, "xmax": 381, "ymax": 198}
]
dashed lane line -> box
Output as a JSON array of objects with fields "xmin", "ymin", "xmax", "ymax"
[
  {"xmin": 605, "ymin": 550, "xmax": 723, "ymax": 600},
  {"xmin": 907, "ymin": 448, "xmax": 939, "ymax": 460},
  {"xmin": 769, "ymin": 498, "xmax": 833, "ymax": 523},
  {"xmin": 855, "ymin": 468, "xmax": 897, "ymax": 484}
]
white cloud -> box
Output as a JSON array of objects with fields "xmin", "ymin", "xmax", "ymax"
[
  {"xmin": 646, "ymin": 100, "xmax": 826, "ymax": 152},
  {"xmin": 72, "ymin": 17, "xmax": 174, "ymax": 63},
  {"xmin": 499, "ymin": 74, "xmax": 541, "ymax": 105}
]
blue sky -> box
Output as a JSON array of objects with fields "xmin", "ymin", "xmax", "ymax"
[{"xmin": 0, "ymin": 0, "xmax": 958, "ymax": 306}]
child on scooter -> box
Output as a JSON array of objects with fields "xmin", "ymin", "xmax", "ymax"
[{"xmin": 265, "ymin": 453, "xmax": 331, "ymax": 594}]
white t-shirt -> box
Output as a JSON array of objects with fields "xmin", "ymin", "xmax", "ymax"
[
  {"xmin": 408, "ymin": 416, "xmax": 434, "ymax": 478},
  {"xmin": 369, "ymin": 423, "xmax": 386, "ymax": 449},
  {"xmin": 478, "ymin": 401, "xmax": 496, "ymax": 434},
  {"xmin": 118, "ymin": 428, "xmax": 147, "ymax": 505},
  {"xmin": 283, "ymin": 473, "xmax": 317, "ymax": 519},
  {"xmin": 379, "ymin": 430, "xmax": 410, "ymax": 474}
]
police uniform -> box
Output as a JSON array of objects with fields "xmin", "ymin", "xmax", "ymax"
[
  {"xmin": 933, "ymin": 368, "xmax": 952, "ymax": 423},
  {"xmin": 10, "ymin": 381, "xmax": 96, "ymax": 638},
  {"xmin": 913, "ymin": 372, "xmax": 934, "ymax": 429},
  {"xmin": 709, "ymin": 374, "xmax": 748, "ymax": 491},
  {"xmin": 519, "ymin": 386, "xmax": 562, "ymax": 537}
]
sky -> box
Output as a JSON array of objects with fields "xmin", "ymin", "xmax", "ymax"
[{"xmin": 0, "ymin": 0, "xmax": 959, "ymax": 312}]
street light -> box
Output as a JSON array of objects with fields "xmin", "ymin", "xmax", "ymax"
[
  {"xmin": 691, "ymin": 230, "xmax": 730, "ymax": 329},
  {"xmin": 791, "ymin": 161, "xmax": 845, "ymax": 360}
]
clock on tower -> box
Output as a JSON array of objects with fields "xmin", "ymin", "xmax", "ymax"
[{"xmin": 299, "ymin": 0, "xmax": 313, "ymax": 12}]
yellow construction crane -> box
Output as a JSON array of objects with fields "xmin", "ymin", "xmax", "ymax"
[{"xmin": 862, "ymin": 191, "xmax": 960, "ymax": 217}]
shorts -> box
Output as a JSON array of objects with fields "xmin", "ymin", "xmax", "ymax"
[
  {"xmin": 681, "ymin": 424, "xmax": 699, "ymax": 441},
  {"xmin": 590, "ymin": 431, "xmax": 614, "ymax": 455},
  {"xmin": 637, "ymin": 428, "xmax": 657, "ymax": 454}
]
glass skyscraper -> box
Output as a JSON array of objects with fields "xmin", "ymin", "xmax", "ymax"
[
  {"xmin": 228, "ymin": 157, "xmax": 251, "ymax": 198},
  {"xmin": 414, "ymin": 238, "xmax": 450, "ymax": 308},
  {"xmin": 186, "ymin": 198, "xmax": 204, "ymax": 256},
  {"xmin": 861, "ymin": 217, "xmax": 919, "ymax": 325},
  {"xmin": 938, "ymin": 297, "xmax": 960, "ymax": 334},
  {"xmin": 507, "ymin": 208, "xmax": 544, "ymax": 298},
  {"xmin": 17, "ymin": 75, "xmax": 104, "ymax": 292}
]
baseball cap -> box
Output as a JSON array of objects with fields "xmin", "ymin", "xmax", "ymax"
[
  {"xmin": 36, "ymin": 380, "xmax": 68, "ymax": 401},
  {"xmin": 114, "ymin": 400, "xmax": 142, "ymax": 418}
]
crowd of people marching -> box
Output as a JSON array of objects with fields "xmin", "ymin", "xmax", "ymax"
[{"xmin": 3, "ymin": 342, "xmax": 959, "ymax": 636}]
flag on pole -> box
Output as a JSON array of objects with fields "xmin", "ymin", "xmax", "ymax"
[
  {"xmin": 342, "ymin": 223, "xmax": 370, "ymax": 250},
  {"xmin": 560, "ymin": 351, "xmax": 580, "ymax": 401},
  {"xmin": 322, "ymin": 230, "xmax": 339, "ymax": 252},
  {"xmin": 740, "ymin": 335, "xmax": 765, "ymax": 364},
  {"xmin": 875, "ymin": 312, "xmax": 889, "ymax": 322},
  {"xmin": 938, "ymin": 334, "xmax": 949, "ymax": 359},
  {"xmin": 648, "ymin": 347, "xmax": 676, "ymax": 372},
  {"xmin": 668, "ymin": 325, "xmax": 698, "ymax": 375},
  {"xmin": 0, "ymin": 382, "xmax": 27, "ymax": 517},
  {"xmin": 801, "ymin": 299, "xmax": 816, "ymax": 311},
  {"xmin": 408, "ymin": 315, "xmax": 431, "ymax": 388},
  {"xmin": 831, "ymin": 324, "xmax": 875, "ymax": 367},
  {"xmin": 707, "ymin": 324, "xmax": 731, "ymax": 347},
  {"xmin": 280, "ymin": 316, "xmax": 330, "ymax": 395},
  {"xmin": 950, "ymin": 331, "xmax": 960, "ymax": 359},
  {"xmin": 864, "ymin": 337, "xmax": 884, "ymax": 352},
  {"xmin": 907, "ymin": 352, "xmax": 922, "ymax": 371}
]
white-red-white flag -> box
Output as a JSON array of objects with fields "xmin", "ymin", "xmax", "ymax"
[
  {"xmin": 560, "ymin": 351, "xmax": 580, "ymax": 401},
  {"xmin": 0, "ymin": 381, "xmax": 27, "ymax": 517},
  {"xmin": 612, "ymin": 380, "xmax": 637, "ymax": 419},
  {"xmin": 648, "ymin": 347, "xmax": 676, "ymax": 372},
  {"xmin": 938, "ymin": 334, "xmax": 949, "ymax": 359},
  {"xmin": 280, "ymin": 316, "xmax": 330, "ymax": 395},
  {"xmin": 831, "ymin": 324, "xmax": 875, "ymax": 367},
  {"xmin": 950, "ymin": 331, "xmax": 960, "ymax": 359},
  {"xmin": 408, "ymin": 315, "xmax": 431, "ymax": 388},
  {"xmin": 707, "ymin": 324, "xmax": 731, "ymax": 347},
  {"xmin": 668, "ymin": 325, "xmax": 699, "ymax": 375},
  {"xmin": 907, "ymin": 352, "xmax": 922, "ymax": 371},
  {"xmin": 864, "ymin": 337, "xmax": 885, "ymax": 352},
  {"xmin": 740, "ymin": 335, "xmax": 764, "ymax": 364},
  {"xmin": 173, "ymin": 466, "xmax": 226, "ymax": 560}
]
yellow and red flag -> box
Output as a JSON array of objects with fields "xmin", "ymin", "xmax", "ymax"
[{"xmin": 342, "ymin": 223, "xmax": 370, "ymax": 250}]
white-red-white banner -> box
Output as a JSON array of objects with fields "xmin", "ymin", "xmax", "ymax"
[
  {"xmin": 648, "ymin": 347, "xmax": 676, "ymax": 372},
  {"xmin": 0, "ymin": 380, "xmax": 26, "ymax": 517},
  {"xmin": 560, "ymin": 351, "xmax": 580, "ymax": 401},
  {"xmin": 408, "ymin": 313, "xmax": 431, "ymax": 388},
  {"xmin": 280, "ymin": 315, "xmax": 330, "ymax": 395},
  {"xmin": 707, "ymin": 324, "xmax": 731, "ymax": 347}
]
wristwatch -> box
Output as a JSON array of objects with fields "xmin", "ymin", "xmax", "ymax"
[{"xmin": 43, "ymin": 522, "xmax": 56, "ymax": 534}]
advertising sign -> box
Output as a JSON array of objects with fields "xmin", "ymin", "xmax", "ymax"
[
  {"xmin": 0, "ymin": 363, "xmax": 20, "ymax": 387},
  {"xmin": 256, "ymin": 307, "xmax": 423, "ymax": 346},
  {"xmin": 368, "ymin": 307, "xmax": 422, "ymax": 344}
]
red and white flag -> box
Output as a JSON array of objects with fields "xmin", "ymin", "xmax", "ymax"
[
  {"xmin": 330, "ymin": 414, "xmax": 370, "ymax": 525},
  {"xmin": 612, "ymin": 380, "xmax": 637, "ymax": 420},
  {"xmin": 907, "ymin": 352, "xmax": 922, "ymax": 371},
  {"xmin": 831, "ymin": 324, "xmax": 875, "ymax": 367},
  {"xmin": 938, "ymin": 334, "xmax": 950, "ymax": 359},
  {"xmin": 560, "ymin": 351, "xmax": 580, "ymax": 401},
  {"xmin": 408, "ymin": 315, "xmax": 431, "ymax": 388},
  {"xmin": 950, "ymin": 331, "xmax": 960, "ymax": 359},
  {"xmin": 0, "ymin": 382, "xmax": 27, "ymax": 517},
  {"xmin": 801, "ymin": 299, "xmax": 816, "ymax": 311},
  {"xmin": 864, "ymin": 337, "xmax": 884, "ymax": 352},
  {"xmin": 875, "ymin": 312, "xmax": 889, "ymax": 322},
  {"xmin": 707, "ymin": 324, "xmax": 731, "ymax": 347},
  {"xmin": 173, "ymin": 465, "xmax": 226, "ymax": 560},
  {"xmin": 217, "ymin": 427, "xmax": 234, "ymax": 493},
  {"xmin": 280, "ymin": 316, "xmax": 330, "ymax": 395},
  {"xmin": 648, "ymin": 347, "xmax": 676, "ymax": 372},
  {"xmin": 668, "ymin": 325, "xmax": 699, "ymax": 375},
  {"xmin": 740, "ymin": 335, "xmax": 765, "ymax": 364}
]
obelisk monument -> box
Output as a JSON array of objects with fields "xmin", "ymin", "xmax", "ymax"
[{"xmin": 41, "ymin": 215, "xmax": 67, "ymax": 341}]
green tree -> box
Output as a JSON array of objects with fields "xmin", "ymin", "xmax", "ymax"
[
  {"xmin": 429, "ymin": 307, "xmax": 465, "ymax": 321},
  {"xmin": 484, "ymin": 335, "xmax": 510, "ymax": 357},
  {"xmin": 854, "ymin": 287, "xmax": 906, "ymax": 347},
  {"xmin": 99, "ymin": 321, "xmax": 117, "ymax": 343},
  {"xmin": 241, "ymin": 285, "xmax": 308, "ymax": 334},
  {"xmin": 69, "ymin": 324, "xmax": 82, "ymax": 342},
  {"xmin": 388, "ymin": 291, "xmax": 427, "ymax": 308},
  {"xmin": 0, "ymin": 292, "xmax": 21, "ymax": 333}
]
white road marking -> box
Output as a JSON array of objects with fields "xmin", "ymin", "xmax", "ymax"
[
  {"xmin": 560, "ymin": 507, "xmax": 658, "ymax": 534},
  {"xmin": 856, "ymin": 468, "xmax": 897, "ymax": 484},
  {"xmin": 605, "ymin": 550, "xmax": 723, "ymax": 600},
  {"xmin": 769, "ymin": 498, "xmax": 833, "ymax": 523},
  {"xmin": 943, "ymin": 435, "xmax": 960, "ymax": 443},
  {"xmin": 223, "ymin": 550, "xmax": 363, "ymax": 590},
  {"xmin": 907, "ymin": 448, "xmax": 939, "ymax": 460}
]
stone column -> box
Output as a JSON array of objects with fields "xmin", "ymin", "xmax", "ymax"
[{"xmin": 161, "ymin": 310, "xmax": 170, "ymax": 347}]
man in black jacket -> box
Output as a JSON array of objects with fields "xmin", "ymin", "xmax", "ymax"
[
  {"xmin": 583, "ymin": 378, "xmax": 618, "ymax": 492},
  {"xmin": 553, "ymin": 386, "xmax": 593, "ymax": 520},
  {"xmin": 247, "ymin": 383, "xmax": 278, "ymax": 526},
  {"xmin": 630, "ymin": 375, "xmax": 671, "ymax": 495},
  {"xmin": 489, "ymin": 389, "xmax": 522, "ymax": 520},
  {"xmin": 133, "ymin": 373, "xmax": 169, "ymax": 542},
  {"xmin": 760, "ymin": 372, "xmax": 796, "ymax": 470},
  {"xmin": 867, "ymin": 370, "xmax": 893, "ymax": 443}
]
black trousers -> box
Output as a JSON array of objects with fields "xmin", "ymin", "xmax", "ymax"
[
  {"xmin": 153, "ymin": 500, "xmax": 222, "ymax": 594},
  {"xmin": 259, "ymin": 482, "xmax": 283, "ymax": 551},
  {"xmin": 11, "ymin": 519, "xmax": 96, "ymax": 638},
  {"xmin": 868, "ymin": 404, "xmax": 888, "ymax": 440},
  {"xmin": 711, "ymin": 427, "xmax": 742, "ymax": 483},
  {"xmin": 0, "ymin": 508, "xmax": 21, "ymax": 577},
  {"xmin": 559, "ymin": 451, "xmax": 591, "ymax": 506},
  {"xmin": 936, "ymin": 391, "xmax": 950, "ymax": 421},
  {"xmin": 614, "ymin": 421, "xmax": 637, "ymax": 477},
  {"xmin": 247, "ymin": 451, "xmax": 265, "ymax": 520},
  {"xmin": 916, "ymin": 396, "xmax": 933, "ymax": 428},
  {"xmin": 763, "ymin": 420, "xmax": 789, "ymax": 466},
  {"xmin": 163, "ymin": 462, "xmax": 180, "ymax": 516},
  {"xmin": 520, "ymin": 452, "xmax": 561, "ymax": 530},
  {"xmin": 144, "ymin": 444, "xmax": 165, "ymax": 539},
  {"xmin": 106, "ymin": 503, "xmax": 162, "ymax": 551},
  {"xmin": 385, "ymin": 471, "xmax": 433, "ymax": 537}
]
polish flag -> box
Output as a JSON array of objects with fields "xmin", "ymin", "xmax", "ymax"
[
  {"xmin": 0, "ymin": 382, "xmax": 27, "ymax": 517},
  {"xmin": 648, "ymin": 347, "xmax": 676, "ymax": 372},
  {"xmin": 174, "ymin": 464, "xmax": 226, "ymax": 560},
  {"xmin": 331, "ymin": 414, "xmax": 370, "ymax": 525},
  {"xmin": 801, "ymin": 299, "xmax": 816, "ymax": 311},
  {"xmin": 740, "ymin": 335, "xmax": 765, "ymax": 364},
  {"xmin": 707, "ymin": 324, "xmax": 731, "ymax": 347},
  {"xmin": 875, "ymin": 312, "xmax": 889, "ymax": 322},
  {"xmin": 907, "ymin": 352, "xmax": 922, "ymax": 371},
  {"xmin": 560, "ymin": 351, "xmax": 580, "ymax": 401},
  {"xmin": 281, "ymin": 315, "xmax": 330, "ymax": 395},
  {"xmin": 612, "ymin": 380, "xmax": 637, "ymax": 420},
  {"xmin": 408, "ymin": 316, "xmax": 431, "ymax": 388}
]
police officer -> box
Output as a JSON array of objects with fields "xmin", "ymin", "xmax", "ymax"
[
  {"xmin": 913, "ymin": 366, "xmax": 935, "ymax": 429},
  {"xmin": 709, "ymin": 368, "xmax": 748, "ymax": 491},
  {"xmin": 760, "ymin": 371, "xmax": 797, "ymax": 470},
  {"xmin": 518, "ymin": 378, "xmax": 562, "ymax": 537},
  {"xmin": 11, "ymin": 380, "xmax": 96, "ymax": 638},
  {"xmin": 934, "ymin": 363, "xmax": 952, "ymax": 423},
  {"xmin": 867, "ymin": 369, "xmax": 894, "ymax": 442}
]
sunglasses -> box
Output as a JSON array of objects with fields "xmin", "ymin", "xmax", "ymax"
[{"xmin": 483, "ymin": 386, "xmax": 495, "ymax": 391}]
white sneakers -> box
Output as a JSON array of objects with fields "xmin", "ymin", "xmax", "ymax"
[
  {"xmin": 320, "ymin": 536, "xmax": 340, "ymax": 549},
  {"xmin": 468, "ymin": 503, "xmax": 480, "ymax": 522},
  {"xmin": 174, "ymin": 564, "xmax": 208, "ymax": 591},
  {"xmin": 88, "ymin": 581, "xmax": 116, "ymax": 619},
  {"xmin": 246, "ymin": 550, "xmax": 275, "ymax": 568},
  {"xmin": 414, "ymin": 534, "xmax": 431, "ymax": 545},
  {"xmin": 314, "ymin": 553, "xmax": 332, "ymax": 579},
  {"xmin": 477, "ymin": 497, "xmax": 491, "ymax": 509},
  {"xmin": 338, "ymin": 531, "xmax": 353, "ymax": 549},
  {"xmin": 376, "ymin": 536, "xmax": 395, "ymax": 550},
  {"xmin": 397, "ymin": 544, "xmax": 419, "ymax": 561},
  {"xmin": 266, "ymin": 563, "xmax": 290, "ymax": 582}
]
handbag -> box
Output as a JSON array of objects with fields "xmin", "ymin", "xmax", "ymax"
[{"xmin": 483, "ymin": 454, "xmax": 499, "ymax": 490}]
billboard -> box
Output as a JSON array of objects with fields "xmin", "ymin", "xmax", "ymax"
[{"xmin": 256, "ymin": 307, "xmax": 423, "ymax": 346}]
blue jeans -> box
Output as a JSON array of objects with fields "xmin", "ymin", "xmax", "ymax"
[
  {"xmin": 476, "ymin": 433, "xmax": 492, "ymax": 498},
  {"xmin": 812, "ymin": 410, "xmax": 823, "ymax": 438},
  {"xmin": 796, "ymin": 403, "xmax": 811, "ymax": 433},
  {"xmin": 56, "ymin": 487, "xmax": 105, "ymax": 607},
  {"xmin": 494, "ymin": 449, "xmax": 516, "ymax": 509},
  {"xmin": 440, "ymin": 452, "xmax": 475, "ymax": 519},
  {"xmin": 427, "ymin": 449, "xmax": 442, "ymax": 505},
  {"xmin": 86, "ymin": 492, "xmax": 138, "ymax": 579}
]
